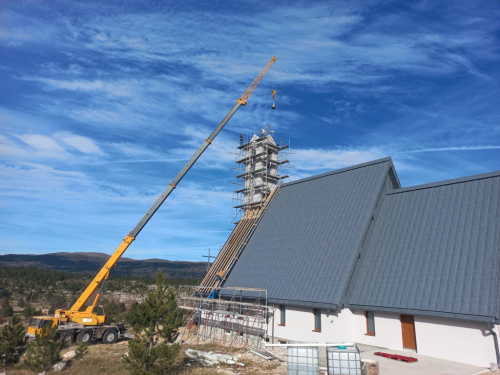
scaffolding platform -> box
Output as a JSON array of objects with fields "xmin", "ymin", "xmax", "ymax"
[{"xmin": 178, "ymin": 286, "xmax": 271, "ymax": 348}]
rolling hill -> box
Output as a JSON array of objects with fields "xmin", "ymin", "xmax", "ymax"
[{"xmin": 0, "ymin": 252, "xmax": 209, "ymax": 279}]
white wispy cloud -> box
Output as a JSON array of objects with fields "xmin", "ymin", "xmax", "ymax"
[
  {"xmin": 28, "ymin": 77, "xmax": 137, "ymax": 97},
  {"xmin": 9, "ymin": 1, "xmax": 495, "ymax": 107},
  {"xmin": 0, "ymin": 162, "xmax": 88, "ymax": 196},
  {"xmin": 405, "ymin": 145, "xmax": 500, "ymax": 153},
  {"xmin": 55, "ymin": 132, "xmax": 105, "ymax": 155},
  {"xmin": 293, "ymin": 147, "xmax": 386, "ymax": 172},
  {"xmin": 5, "ymin": 0, "xmax": 496, "ymax": 149},
  {"xmin": 0, "ymin": 135, "xmax": 31, "ymax": 159},
  {"xmin": 1, "ymin": 131, "xmax": 107, "ymax": 161},
  {"xmin": 14, "ymin": 134, "xmax": 71, "ymax": 159},
  {"xmin": 1, "ymin": 0, "xmax": 499, "ymax": 259}
]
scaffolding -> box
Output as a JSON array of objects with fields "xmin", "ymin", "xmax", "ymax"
[
  {"xmin": 181, "ymin": 126, "xmax": 289, "ymax": 349},
  {"xmin": 232, "ymin": 124, "xmax": 291, "ymax": 224},
  {"xmin": 178, "ymin": 286, "xmax": 270, "ymax": 349}
]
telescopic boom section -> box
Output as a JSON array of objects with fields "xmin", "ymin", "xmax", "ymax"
[
  {"xmin": 237, "ymin": 56, "xmax": 276, "ymax": 106},
  {"xmin": 69, "ymin": 56, "xmax": 277, "ymax": 313}
]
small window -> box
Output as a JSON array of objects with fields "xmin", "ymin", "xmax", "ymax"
[
  {"xmin": 93, "ymin": 306, "xmax": 104, "ymax": 316},
  {"xmin": 313, "ymin": 308, "xmax": 321, "ymax": 331},
  {"xmin": 29, "ymin": 318, "xmax": 42, "ymax": 328},
  {"xmin": 366, "ymin": 311, "xmax": 375, "ymax": 336},
  {"xmin": 41, "ymin": 319, "xmax": 53, "ymax": 327},
  {"xmin": 279, "ymin": 305, "xmax": 286, "ymax": 326}
]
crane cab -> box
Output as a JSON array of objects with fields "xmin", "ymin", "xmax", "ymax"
[{"xmin": 26, "ymin": 316, "xmax": 58, "ymax": 339}]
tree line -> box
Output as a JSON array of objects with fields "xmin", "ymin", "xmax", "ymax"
[
  {"xmin": 1, "ymin": 271, "xmax": 188, "ymax": 374},
  {"xmin": 0, "ymin": 266, "xmax": 199, "ymax": 323}
]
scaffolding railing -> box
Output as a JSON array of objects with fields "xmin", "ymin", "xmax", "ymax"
[{"xmin": 178, "ymin": 286, "xmax": 270, "ymax": 348}]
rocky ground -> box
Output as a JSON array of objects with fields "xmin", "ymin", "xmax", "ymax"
[{"xmin": 4, "ymin": 338, "xmax": 290, "ymax": 375}]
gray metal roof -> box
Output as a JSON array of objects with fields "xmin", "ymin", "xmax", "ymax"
[
  {"xmin": 350, "ymin": 171, "xmax": 500, "ymax": 323},
  {"xmin": 223, "ymin": 157, "xmax": 398, "ymax": 308}
]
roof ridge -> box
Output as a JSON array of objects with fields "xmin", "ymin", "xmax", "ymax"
[
  {"xmin": 283, "ymin": 157, "xmax": 392, "ymax": 187},
  {"xmin": 388, "ymin": 170, "xmax": 500, "ymax": 195}
]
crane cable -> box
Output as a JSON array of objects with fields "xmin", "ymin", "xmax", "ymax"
[{"xmin": 271, "ymin": 70, "xmax": 276, "ymax": 109}]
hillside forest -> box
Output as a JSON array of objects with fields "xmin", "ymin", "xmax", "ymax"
[{"xmin": 0, "ymin": 266, "xmax": 199, "ymax": 323}]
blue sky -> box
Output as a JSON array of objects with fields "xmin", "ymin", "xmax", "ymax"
[{"xmin": 1, "ymin": 0, "xmax": 499, "ymax": 261}]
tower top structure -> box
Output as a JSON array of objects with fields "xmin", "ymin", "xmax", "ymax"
[{"xmin": 232, "ymin": 124, "xmax": 291, "ymax": 223}]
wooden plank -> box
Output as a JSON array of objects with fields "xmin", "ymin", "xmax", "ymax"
[
  {"xmin": 199, "ymin": 190, "xmax": 276, "ymax": 289},
  {"xmin": 374, "ymin": 352, "xmax": 418, "ymax": 363}
]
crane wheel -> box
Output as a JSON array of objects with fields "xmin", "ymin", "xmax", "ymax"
[
  {"xmin": 76, "ymin": 330, "xmax": 93, "ymax": 345},
  {"xmin": 103, "ymin": 330, "xmax": 118, "ymax": 344},
  {"xmin": 61, "ymin": 333, "xmax": 74, "ymax": 347}
]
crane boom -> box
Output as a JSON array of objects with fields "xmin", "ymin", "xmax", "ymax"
[{"xmin": 67, "ymin": 56, "xmax": 276, "ymax": 315}]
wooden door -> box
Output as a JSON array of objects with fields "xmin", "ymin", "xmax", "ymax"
[{"xmin": 400, "ymin": 315, "xmax": 417, "ymax": 350}]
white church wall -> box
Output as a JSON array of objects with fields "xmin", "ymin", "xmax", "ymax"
[
  {"xmin": 270, "ymin": 306, "xmax": 498, "ymax": 367},
  {"xmin": 415, "ymin": 315, "xmax": 497, "ymax": 367},
  {"xmin": 351, "ymin": 310, "xmax": 404, "ymax": 350},
  {"xmin": 272, "ymin": 305, "xmax": 354, "ymax": 343}
]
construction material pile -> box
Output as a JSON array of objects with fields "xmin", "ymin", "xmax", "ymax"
[{"xmin": 185, "ymin": 348, "xmax": 244, "ymax": 367}]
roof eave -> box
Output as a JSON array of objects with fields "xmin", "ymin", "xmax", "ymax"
[
  {"xmin": 268, "ymin": 297, "xmax": 339, "ymax": 310},
  {"xmin": 349, "ymin": 304, "xmax": 499, "ymax": 324}
]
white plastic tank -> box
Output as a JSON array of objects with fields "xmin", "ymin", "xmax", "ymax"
[
  {"xmin": 326, "ymin": 343, "xmax": 361, "ymax": 375},
  {"xmin": 287, "ymin": 342, "xmax": 319, "ymax": 375}
]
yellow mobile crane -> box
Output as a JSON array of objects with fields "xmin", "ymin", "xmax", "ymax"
[{"xmin": 27, "ymin": 57, "xmax": 277, "ymax": 346}]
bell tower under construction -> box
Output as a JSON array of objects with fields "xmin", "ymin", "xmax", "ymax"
[
  {"xmin": 198, "ymin": 124, "xmax": 290, "ymax": 290},
  {"xmin": 185, "ymin": 124, "xmax": 290, "ymax": 348},
  {"xmin": 232, "ymin": 125, "xmax": 291, "ymax": 222}
]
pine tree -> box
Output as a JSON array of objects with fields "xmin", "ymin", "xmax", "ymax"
[
  {"xmin": 123, "ymin": 271, "xmax": 185, "ymax": 375},
  {"xmin": 24, "ymin": 323, "xmax": 64, "ymax": 372},
  {"xmin": 1, "ymin": 298, "xmax": 13, "ymax": 317},
  {"xmin": 75, "ymin": 342, "xmax": 89, "ymax": 360},
  {"xmin": 125, "ymin": 336, "xmax": 180, "ymax": 375},
  {"xmin": 0, "ymin": 314, "xmax": 28, "ymax": 372},
  {"xmin": 22, "ymin": 304, "xmax": 34, "ymax": 318},
  {"xmin": 104, "ymin": 299, "xmax": 119, "ymax": 323},
  {"xmin": 18, "ymin": 297, "xmax": 25, "ymax": 308},
  {"xmin": 126, "ymin": 272, "xmax": 185, "ymax": 339}
]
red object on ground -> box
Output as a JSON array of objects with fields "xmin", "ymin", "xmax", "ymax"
[{"xmin": 374, "ymin": 352, "xmax": 418, "ymax": 363}]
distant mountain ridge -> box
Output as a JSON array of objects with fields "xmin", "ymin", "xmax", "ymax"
[{"xmin": 0, "ymin": 252, "xmax": 208, "ymax": 279}]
